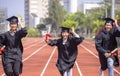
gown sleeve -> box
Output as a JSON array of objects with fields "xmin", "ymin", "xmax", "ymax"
[
  {"xmin": 74, "ymin": 36, "xmax": 84, "ymax": 45},
  {"xmin": 113, "ymin": 27, "xmax": 120, "ymax": 37},
  {"xmin": 95, "ymin": 33, "xmax": 107, "ymax": 54},
  {"xmin": 48, "ymin": 39, "xmax": 59, "ymax": 46},
  {"xmin": 70, "ymin": 32, "xmax": 84, "ymax": 45},
  {"xmin": 0, "ymin": 34, "xmax": 5, "ymax": 48},
  {"xmin": 19, "ymin": 28, "xmax": 28, "ymax": 38}
]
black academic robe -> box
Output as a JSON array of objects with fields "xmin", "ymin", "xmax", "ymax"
[
  {"xmin": 0, "ymin": 28, "xmax": 27, "ymax": 74},
  {"xmin": 95, "ymin": 28, "xmax": 120, "ymax": 70},
  {"xmin": 49, "ymin": 36, "xmax": 84, "ymax": 75}
]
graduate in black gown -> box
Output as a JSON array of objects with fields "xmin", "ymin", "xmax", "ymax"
[
  {"xmin": 95, "ymin": 18, "xmax": 120, "ymax": 76},
  {"xmin": 0, "ymin": 16, "xmax": 27, "ymax": 76},
  {"xmin": 45, "ymin": 27, "xmax": 84, "ymax": 76}
]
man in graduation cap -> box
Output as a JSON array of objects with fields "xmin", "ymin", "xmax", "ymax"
[
  {"xmin": 95, "ymin": 18, "xmax": 120, "ymax": 76},
  {"xmin": 45, "ymin": 27, "xmax": 84, "ymax": 76},
  {"xmin": 0, "ymin": 16, "xmax": 27, "ymax": 76}
]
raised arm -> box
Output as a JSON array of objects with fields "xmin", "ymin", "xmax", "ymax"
[
  {"xmin": 45, "ymin": 39, "xmax": 59, "ymax": 46},
  {"xmin": 70, "ymin": 27, "xmax": 84, "ymax": 45},
  {"xmin": 18, "ymin": 17, "xmax": 27, "ymax": 38}
]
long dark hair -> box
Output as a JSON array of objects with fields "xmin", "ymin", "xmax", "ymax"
[{"xmin": 95, "ymin": 25, "xmax": 105, "ymax": 37}]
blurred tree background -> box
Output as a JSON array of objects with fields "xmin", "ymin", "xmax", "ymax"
[{"xmin": 26, "ymin": 0, "xmax": 120, "ymax": 38}]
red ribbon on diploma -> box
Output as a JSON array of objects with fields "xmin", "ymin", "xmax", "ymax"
[
  {"xmin": 0, "ymin": 46, "xmax": 5, "ymax": 52},
  {"xmin": 0, "ymin": 48, "xmax": 4, "ymax": 52},
  {"xmin": 110, "ymin": 48, "xmax": 118, "ymax": 56},
  {"xmin": 45, "ymin": 33, "xmax": 51, "ymax": 41}
]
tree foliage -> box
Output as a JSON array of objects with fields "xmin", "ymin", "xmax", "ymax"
[
  {"xmin": 45, "ymin": 0, "xmax": 120, "ymax": 37},
  {"xmin": 92, "ymin": 20, "xmax": 104, "ymax": 33},
  {"xmin": 48, "ymin": 0, "xmax": 65, "ymax": 30},
  {"xmin": 74, "ymin": 11, "xmax": 85, "ymax": 26},
  {"xmin": 27, "ymin": 28, "xmax": 40, "ymax": 37},
  {"xmin": 37, "ymin": 24, "xmax": 45, "ymax": 29},
  {"xmin": 64, "ymin": 14, "xmax": 76, "ymax": 21},
  {"xmin": 61, "ymin": 20, "xmax": 78, "ymax": 29}
]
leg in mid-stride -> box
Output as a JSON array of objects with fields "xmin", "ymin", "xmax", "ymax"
[
  {"xmin": 99, "ymin": 67, "xmax": 104, "ymax": 76},
  {"xmin": 63, "ymin": 68, "xmax": 72, "ymax": 76}
]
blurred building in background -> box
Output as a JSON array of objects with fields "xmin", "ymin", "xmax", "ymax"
[
  {"xmin": 61, "ymin": 0, "xmax": 102, "ymax": 14},
  {"xmin": 62, "ymin": 0, "xmax": 77, "ymax": 13},
  {"xmin": 78, "ymin": 0, "xmax": 120, "ymax": 17},
  {"xmin": 24, "ymin": 0, "xmax": 120, "ymax": 29},
  {"xmin": 105, "ymin": 0, "xmax": 120, "ymax": 8},
  {"xmin": 24, "ymin": 0, "xmax": 49, "ymax": 28},
  {"xmin": 77, "ymin": 0, "xmax": 103, "ymax": 14},
  {"xmin": 24, "ymin": 0, "xmax": 120, "ymax": 28},
  {"xmin": 0, "ymin": 7, "xmax": 8, "ymax": 34}
]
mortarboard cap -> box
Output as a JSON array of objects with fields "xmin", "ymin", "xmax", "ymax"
[
  {"xmin": 104, "ymin": 18, "xmax": 115, "ymax": 23},
  {"xmin": 103, "ymin": 18, "xmax": 115, "ymax": 26},
  {"xmin": 61, "ymin": 27, "xmax": 70, "ymax": 33},
  {"xmin": 6, "ymin": 16, "xmax": 18, "ymax": 24}
]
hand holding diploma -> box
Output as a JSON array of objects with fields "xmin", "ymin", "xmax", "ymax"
[
  {"xmin": 45, "ymin": 33, "xmax": 51, "ymax": 41},
  {"xmin": 110, "ymin": 48, "xmax": 118, "ymax": 56},
  {"xmin": 45, "ymin": 25, "xmax": 51, "ymax": 44},
  {"xmin": 104, "ymin": 48, "xmax": 118, "ymax": 57},
  {"xmin": 0, "ymin": 45, "xmax": 5, "ymax": 54}
]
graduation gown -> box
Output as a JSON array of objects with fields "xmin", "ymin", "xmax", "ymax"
[
  {"xmin": 0, "ymin": 28, "xmax": 27, "ymax": 74},
  {"xmin": 49, "ymin": 36, "xmax": 84, "ymax": 75},
  {"xmin": 95, "ymin": 28, "xmax": 120, "ymax": 70}
]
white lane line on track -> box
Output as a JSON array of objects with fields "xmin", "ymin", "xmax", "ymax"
[
  {"xmin": 0, "ymin": 40, "xmax": 44, "ymax": 61},
  {"xmin": 75, "ymin": 61, "xmax": 83, "ymax": 76},
  {"xmin": 80, "ymin": 44, "xmax": 98, "ymax": 58},
  {"xmin": 40, "ymin": 47, "xmax": 57, "ymax": 76},
  {"xmin": 1, "ymin": 44, "xmax": 47, "ymax": 76},
  {"xmin": 23, "ymin": 44, "xmax": 47, "ymax": 62},
  {"xmin": 84, "ymin": 41, "xmax": 95, "ymax": 47},
  {"xmin": 23, "ymin": 39, "xmax": 38, "ymax": 46},
  {"xmin": 40, "ymin": 47, "xmax": 83, "ymax": 76},
  {"xmin": 24, "ymin": 40, "xmax": 44, "ymax": 50},
  {"xmin": 80, "ymin": 44, "xmax": 120, "ymax": 75}
]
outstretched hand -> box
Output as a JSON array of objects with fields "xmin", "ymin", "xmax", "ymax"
[
  {"xmin": 45, "ymin": 39, "xmax": 50, "ymax": 44},
  {"xmin": 45, "ymin": 33, "xmax": 51, "ymax": 41},
  {"xmin": 45, "ymin": 33, "xmax": 51, "ymax": 44},
  {"xmin": 104, "ymin": 53, "xmax": 111, "ymax": 58}
]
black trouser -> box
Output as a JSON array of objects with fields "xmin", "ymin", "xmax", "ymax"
[{"xmin": 5, "ymin": 61, "xmax": 20, "ymax": 76}]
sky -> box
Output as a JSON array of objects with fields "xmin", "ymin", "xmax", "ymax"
[{"xmin": 0, "ymin": 0, "xmax": 24, "ymax": 18}]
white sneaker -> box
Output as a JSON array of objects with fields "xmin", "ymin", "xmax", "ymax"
[{"xmin": 99, "ymin": 67, "xmax": 104, "ymax": 76}]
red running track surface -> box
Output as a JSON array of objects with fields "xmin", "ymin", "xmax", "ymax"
[{"xmin": 0, "ymin": 38, "xmax": 120, "ymax": 76}]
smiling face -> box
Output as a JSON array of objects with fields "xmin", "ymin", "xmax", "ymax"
[
  {"xmin": 105, "ymin": 22, "xmax": 113, "ymax": 32},
  {"xmin": 61, "ymin": 31, "xmax": 69, "ymax": 39},
  {"xmin": 10, "ymin": 23, "xmax": 18, "ymax": 32}
]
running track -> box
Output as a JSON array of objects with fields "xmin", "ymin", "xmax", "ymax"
[{"xmin": 0, "ymin": 38, "xmax": 120, "ymax": 76}]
